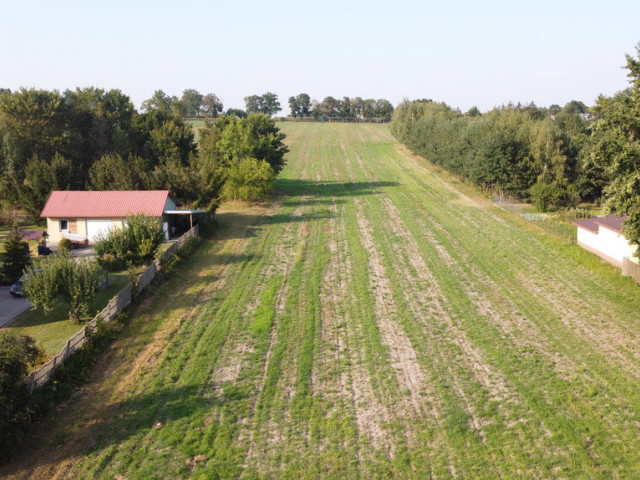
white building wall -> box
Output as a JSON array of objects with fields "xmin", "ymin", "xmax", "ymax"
[
  {"xmin": 598, "ymin": 227, "xmax": 635, "ymax": 264},
  {"xmin": 577, "ymin": 226, "xmax": 638, "ymax": 267},
  {"xmin": 576, "ymin": 228, "xmax": 600, "ymax": 252}
]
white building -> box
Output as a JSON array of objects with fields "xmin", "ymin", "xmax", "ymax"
[
  {"xmin": 573, "ymin": 214, "xmax": 638, "ymax": 268},
  {"xmin": 40, "ymin": 190, "xmax": 178, "ymax": 244}
]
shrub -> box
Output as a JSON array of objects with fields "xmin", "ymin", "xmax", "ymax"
[
  {"xmin": 93, "ymin": 215, "xmax": 164, "ymax": 271},
  {"xmin": 57, "ymin": 237, "xmax": 72, "ymax": 253},
  {"xmin": 0, "ymin": 332, "xmax": 44, "ymax": 460},
  {"xmin": 221, "ymin": 157, "xmax": 275, "ymax": 202}
]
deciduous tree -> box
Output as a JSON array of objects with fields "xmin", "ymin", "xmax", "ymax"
[
  {"xmin": 141, "ymin": 90, "xmax": 176, "ymax": 114},
  {"xmin": 180, "ymin": 89, "xmax": 203, "ymax": 118},
  {"xmin": 201, "ymin": 93, "xmax": 223, "ymax": 118},
  {"xmin": 261, "ymin": 92, "xmax": 281, "ymax": 117},
  {"xmin": 0, "ymin": 332, "xmax": 43, "ymax": 458},
  {"xmin": 23, "ymin": 250, "xmax": 102, "ymax": 323},
  {"xmin": 591, "ymin": 44, "xmax": 640, "ymax": 248}
]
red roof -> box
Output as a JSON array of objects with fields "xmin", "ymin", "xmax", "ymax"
[
  {"xmin": 594, "ymin": 214, "xmax": 626, "ymax": 233},
  {"xmin": 573, "ymin": 217, "xmax": 600, "ymax": 233},
  {"xmin": 40, "ymin": 191, "xmax": 172, "ymax": 218},
  {"xmin": 573, "ymin": 214, "xmax": 626, "ymax": 234}
]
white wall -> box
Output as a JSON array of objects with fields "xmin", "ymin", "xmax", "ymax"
[
  {"xmin": 577, "ymin": 226, "xmax": 637, "ymax": 267},
  {"xmin": 598, "ymin": 227, "xmax": 636, "ymax": 263}
]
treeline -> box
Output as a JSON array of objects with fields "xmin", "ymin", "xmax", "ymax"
[
  {"xmin": 288, "ymin": 94, "xmax": 394, "ymax": 122},
  {"xmin": 391, "ymin": 99, "xmax": 601, "ymax": 211},
  {"xmin": 0, "ymin": 87, "xmax": 287, "ymax": 220},
  {"xmin": 141, "ymin": 89, "xmax": 224, "ymax": 118},
  {"xmin": 391, "ymin": 44, "xmax": 640, "ymax": 249}
]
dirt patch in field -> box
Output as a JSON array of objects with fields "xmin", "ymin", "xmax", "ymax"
[
  {"xmin": 515, "ymin": 272, "xmax": 640, "ymax": 379},
  {"xmin": 314, "ymin": 196, "xmax": 394, "ymax": 457},
  {"xmin": 243, "ymin": 201, "xmax": 318, "ymax": 468},
  {"xmin": 414, "ymin": 213, "xmax": 582, "ymax": 381},
  {"xmin": 382, "ymin": 199, "xmax": 510, "ymax": 429},
  {"xmin": 354, "ymin": 198, "xmax": 430, "ymax": 445}
]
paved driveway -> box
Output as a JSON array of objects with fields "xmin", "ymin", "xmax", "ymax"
[{"xmin": 0, "ymin": 286, "xmax": 32, "ymax": 328}]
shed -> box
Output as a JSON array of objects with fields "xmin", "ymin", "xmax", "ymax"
[{"xmin": 573, "ymin": 214, "xmax": 638, "ymax": 268}]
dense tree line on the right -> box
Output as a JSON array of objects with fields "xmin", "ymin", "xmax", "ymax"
[
  {"xmin": 391, "ymin": 99, "xmax": 596, "ymax": 209},
  {"xmin": 390, "ymin": 44, "xmax": 640, "ymax": 245}
]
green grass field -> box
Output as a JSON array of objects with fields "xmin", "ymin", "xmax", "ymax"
[{"xmin": 5, "ymin": 123, "xmax": 640, "ymax": 479}]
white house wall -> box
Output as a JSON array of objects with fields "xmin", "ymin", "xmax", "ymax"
[
  {"xmin": 598, "ymin": 227, "xmax": 636, "ymax": 264},
  {"xmin": 577, "ymin": 226, "xmax": 637, "ymax": 268}
]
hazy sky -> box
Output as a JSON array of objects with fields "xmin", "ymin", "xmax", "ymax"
[{"xmin": 1, "ymin": 0, "xmax": 639, "ymax": 113}]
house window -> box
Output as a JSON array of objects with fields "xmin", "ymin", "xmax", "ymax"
[{"xmin": 60, "ymin": 219, "xmax": 68, "ymax": 231}]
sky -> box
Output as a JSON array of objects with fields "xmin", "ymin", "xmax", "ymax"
[{"xmin": 1, "ymin": 0, "xmax": 639, "ymax": 113}]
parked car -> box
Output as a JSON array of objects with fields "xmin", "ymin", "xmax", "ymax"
[
  {"xmin": 9, "ymin": 275, "xmax": 25, "ymax": 296},
  {"xmin": 9, "ymin": 268, "xmax": 42, "ymax": 296}
]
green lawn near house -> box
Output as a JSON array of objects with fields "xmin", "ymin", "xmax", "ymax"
[{"xmin": 5, "ymin": 271, "xmax": 131, "ymax": 357}]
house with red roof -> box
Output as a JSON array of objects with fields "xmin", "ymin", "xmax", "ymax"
[
  {"xmin": 41, "ymin": 190, "xmax": 178, "ymax": 244},
  {"xmin": 573, "ymin": 214, "xmax": 638, "ymax": 268}
]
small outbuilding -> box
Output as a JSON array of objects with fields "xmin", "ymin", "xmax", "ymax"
[
  {"xmin": 41, "ymin": 190, "xmax": 179, "ymax": 244},
  {"xmin": 573, "ymin": 214, "xmax": 638, "ymax": 268}
]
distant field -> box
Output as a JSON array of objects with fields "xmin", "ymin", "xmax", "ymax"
[
  {"xmin": 185, "ymin": 119, "xmax": 206, "ymax": 142},
  {"xmin": 5, "ymin": 123, "xmax": 640, "ymax": 479}
]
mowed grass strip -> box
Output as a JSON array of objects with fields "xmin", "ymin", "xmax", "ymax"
[{"xmin": 4, "ymin": 123, "xmax": 640, "ymax": 479}]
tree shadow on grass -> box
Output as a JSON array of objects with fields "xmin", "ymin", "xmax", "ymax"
[
  {"xmin": 1, "ymin": 383, "xmax": 248, "ymax": 478},
  {"xmin": 211, "ymin": 178, "xmax": 400, "ymax": 240},
  {"xmin": 275, "ymin": 178, "xmax": 399, "ymax": 201}
]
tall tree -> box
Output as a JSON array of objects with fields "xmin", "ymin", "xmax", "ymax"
[
  {"xmin": 288, "ymin": 96, "xmax": 300, "ymax": 117},
  {"xmin": 21, "ymin": 153, "xmax": 73, "ymax": 220},
  {"xmin": 0, "ymin": 226, "xmax": 30, "ymax": 284},
  {"xmin": 339, "ymin": 97, "xmax": 352, "ymax": 118},
  {"xmin": 351, "ymin": 97, "xmax": 364, "ymax": 118},
  {"xmin": 297, "ymin": 93, "xmax": 311, "ymax": 117},
  {"xmin": 288, "ymin": 93, "xmax": 311, "ymax": 118},
  {"xmin": 0, "ymin": 89, "xmax": 67, "ymax": 204},
  {"xmin": 591, "ymin": 44, "xmax": 640, "ymax": 248},
  {"xmin": 244, "ymin": 95, "xmax": 263, "ymax": 115},
  {"xmin": 130, "ymin": 110, "xmax": 197, "ymax": 167},
  {"xmin": 201, "ymin": 93, "xmax": 223, "ymax": 118},
  {"xmin": 180, "ymin": 89, "xmax": 203, "ymax": 117},
  {"xmin": 88, "ymin": 153, "xmax": 149, "ymax": 191},
  {"xmin": 375, "ymin": 99, "xmax": 394, "ymax": 121},
  {"xmin": 141, "ymin": 90, "xmax": 175, "ymax": 114},
  {"xmin": 63, "ymin": 87, "xmax": 135, "ymax": 181},
  {"xmin": 261, "ymin": 92, "xmax": 281, "ymax": 117}
]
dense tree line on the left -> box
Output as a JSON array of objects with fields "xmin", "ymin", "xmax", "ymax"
[{"xmin": 0, "ymin": 87, "xmax": 288, "ymax": 221}]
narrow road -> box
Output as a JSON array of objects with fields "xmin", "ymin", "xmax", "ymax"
[{"xmin": 0, "ymin": 286, "xmax": 31, "ymax": 328}]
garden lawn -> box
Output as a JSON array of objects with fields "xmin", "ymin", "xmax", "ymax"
[
  {"xmin": 6, "ymin": 271, "xmax": 130, "ymax": 356},
  {"xmin": 4, "ymin": 123, "xmax": 640, "ymax": 479}
]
